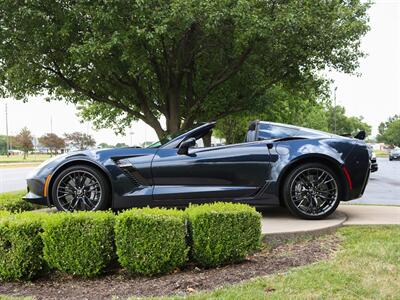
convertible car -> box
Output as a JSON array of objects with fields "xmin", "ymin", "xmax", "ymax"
[{"xmin": 24, "ymin": 121, "xmax": 371, "ymax": 219}]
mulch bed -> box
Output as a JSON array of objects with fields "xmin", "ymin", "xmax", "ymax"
[{"xmin": 0, "ymin": 234, "xmax": 341, "ymax": 300}]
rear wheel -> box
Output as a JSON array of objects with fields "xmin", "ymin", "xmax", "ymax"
[
  {"xmin": 51, "ymin": 165, "xmax": 110, "ymax": 212},
  {"xmin": 282, "ymin": 163, "xmax": 341, "ymax": 220}
]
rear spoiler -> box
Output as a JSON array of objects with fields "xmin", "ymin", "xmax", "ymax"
[
  {"xmin": 354, "ymin": 130, "xmax": 366, "ymax": 140},
  {"xmin": 340, "ymin": 130, "xmax": 366, "ymax": 140}
]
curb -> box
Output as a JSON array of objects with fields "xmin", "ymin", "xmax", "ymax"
[{"xmin": 262, "ymin": 211, "xmax": 348, "ymax": 244}]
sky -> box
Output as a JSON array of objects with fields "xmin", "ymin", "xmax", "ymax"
[
  {"xmin": 329, "ymin": 0, "xmax": 400, "ymax": 136},
  {"xmin": 0, "ymin": 0, "xmax": 399, "ymax": 145}
]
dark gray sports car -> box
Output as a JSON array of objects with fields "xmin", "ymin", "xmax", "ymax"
[{"xmin": 24, "ymin": 121, "xmax": 371, "ymax": 219}]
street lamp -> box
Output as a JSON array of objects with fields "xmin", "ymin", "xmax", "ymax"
[
  {"xmin": 129, "ymin": 132, "xmax": 134, "ymax": 146},
  {"xmin": 333, "ymin": 86, "xmax": 338, "ymax": 134},
  {"xmin": 5, "ymin": 103, "xmax": 9, "ymax": 156}
]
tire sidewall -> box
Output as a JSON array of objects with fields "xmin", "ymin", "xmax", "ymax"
[
  {"xmin": 51, "ymin": 165, "xmax": 110, "ymax": 211},
  {"xmin": 283, "ymin": 162, "xmax": 341, "ymax": 220}
]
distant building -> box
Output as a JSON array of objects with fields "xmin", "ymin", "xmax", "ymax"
[{"xmin": 369, "ymin": 143, "xmax": 389, "ymax": 152}]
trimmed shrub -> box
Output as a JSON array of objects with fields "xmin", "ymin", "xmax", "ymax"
[
  {"xmin": 115, "ymin": 207, "xmax": 188, "ymax": 276},
  {"xmin": 0, "ymin": 210, "xmax": 11, "ymax": 218},
  {"xmin": 41, "ymin": 211, "xmax": 115, "ymax": 277},
  {"xmin": 0, "ymin": 212, "xmax": 49, "ymax": 280},
  {"xmin": 0, "ymin": 191, "xmax": 34, "ymax": 212},
  {"xmin": 186, "ymin": 202, "xmax": 261, "ymax": 268}
]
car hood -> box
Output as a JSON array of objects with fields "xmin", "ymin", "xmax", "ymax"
[
  {"xmin": 62, "ymin": 147, "xmax": 158, "ymax": 162},
  {"xmin": 29, "ymin": 147, "xmax": 157, "ymax": 179}
]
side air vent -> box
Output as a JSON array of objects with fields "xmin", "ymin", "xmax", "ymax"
[
  {"xmin": 114, "ymin": 158, "xmax": 142, "ymax": 187},
  {"xmin": 121, "ymin": 167, "xmax": 141, "ymax": 187}
]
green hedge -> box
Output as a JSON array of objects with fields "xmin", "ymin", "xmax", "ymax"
[
  {"xmin": 0, "ymin": 191, "xmax": 34, "ymax": 212},
  {"xmin": 41, "ymin": 211, "xmax": 115, "ymax": 277},
  {"xmin": 115, "ymin": 207, "xmax": 188, "ymax": 276},
  {"xmin": 186, "ymin": 202, "xmax": 261, "ymax": 268},
  {"xmin": 0, "ymin": 210, "xmax": 11, "ymax": 218},
  {"xmin": 0, "ymin": 212, "xmax": 49, "ymax": 280},
  {"xmin": 0, "ymin": 202, "xmax": 262, "ymax": 280}
]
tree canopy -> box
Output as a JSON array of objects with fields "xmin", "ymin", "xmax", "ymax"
[
  {"xmin": 215, "ymin": 101, "xmax": 372, "ymax": 144},
  {"xmin": 377, "ymin": 116, "xmax": 400, "ymax": 147},
  {"xmin": 64, "ymin": 132, "xmax": 96, "ymax": 150},
  {"xmin": 39, "ymin": 133, "xmax": 66, "ymax": 155},
  {"xmin": 14, "ymin": 127, "xmax": 33, "ymax": 158},
  {"xmin": 0, "ymin": 136, "xmax": 7, "ymax": 155},
  {"xmin": 0, "ymin": 0, "xmax": 370, "ymax": 138}
]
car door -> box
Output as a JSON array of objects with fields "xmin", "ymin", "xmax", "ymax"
[{"xmin": 151, "ymin": 142, "xmax": 271, "ymax": 203}]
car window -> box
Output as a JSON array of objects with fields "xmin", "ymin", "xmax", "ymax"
[
  {"xmin": 147, "ymin": 124, "xmax": 202, "ymax": 148},
  {"xmin": 257, "ymin": 124, "xmax": 300, "ymax": 140},
  {"xmin": 194, "ymin": 130, "xmax": 224, "ymax": 148}
]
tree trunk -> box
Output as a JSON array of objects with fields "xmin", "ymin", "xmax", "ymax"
[
  {"xmin": 202, "ymin": 131, "xmax": 212, "ymax": 147},
  {"xmin": 166, "ymin": 83, "xmax": 181, "ymax": 134}
]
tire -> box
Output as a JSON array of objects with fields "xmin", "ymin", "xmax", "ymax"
[
  {"xmin": 282, "ymin": 163, "xmax": 341, "ymax": 220},
  {"xmin": 51, "ymin": 165, "xmax": 110, "ymax": 212}
]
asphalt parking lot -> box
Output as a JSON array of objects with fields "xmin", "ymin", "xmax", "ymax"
[
  {"xmin": 0, "ymin": 166, "xmax": 33, "ymax": 193},
  {"xmin": 0, "ymin": 157, "xmax": 399, "ymax": 205},
  {"xmin": 348, "ymin": 157, "xmax": 400, "ymax": 205}
]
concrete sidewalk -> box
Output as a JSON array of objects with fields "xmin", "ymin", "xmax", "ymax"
[
  {"xmin": 338, "ymin": 205, "xmax": 400, "ymax": 225},
  {"xmin": 260, "ymin": 205, "xmax": 400, "ymax": 241}
]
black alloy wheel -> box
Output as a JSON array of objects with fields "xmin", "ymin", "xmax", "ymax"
[
  {"xmin": 52, "ymin": 165, "xmax": 110, "ymax": 212},
  {"xmin": 283, "ymin": 163, "xmax": 341, "ymax": 220}
]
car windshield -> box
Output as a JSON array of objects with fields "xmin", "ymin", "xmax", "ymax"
[
  {"xmin": 392, "ymin": 149, "xmax": 400, "ymax": 154},
  {"xmin": 147, "ymin": 132, "xmax": 182, "ymax": 148},
  {"xmin": 147, "ymin": 124, "xmax": 200, "ymax": 148}
]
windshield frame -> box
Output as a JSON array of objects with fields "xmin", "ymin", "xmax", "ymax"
[{"xmin": 147, "ymin": 122, "xmax": 216, "ymax": 149}]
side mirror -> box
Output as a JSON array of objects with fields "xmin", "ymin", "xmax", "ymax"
[{"xmin": 177, "ymin": 138, "xmax": 196, "ymax": 155}]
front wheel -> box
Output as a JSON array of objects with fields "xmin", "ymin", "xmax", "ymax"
[
  {"xmin": 51, "ymin": 165, "xmax": 110, "ymax": 212},
  {"xmin": 282, "ymin": 163, "xmax": 341, "ymax": 220}
]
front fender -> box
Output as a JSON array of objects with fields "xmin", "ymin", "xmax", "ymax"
[{"xmin": 45, "ymin": 155, "xmax": 114, "ymax": 206}]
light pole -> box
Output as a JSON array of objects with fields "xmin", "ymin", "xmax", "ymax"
[
  {"xmin": 5, "ymin": 103, "xmax": 9, "ymax": 156},
  {"xmin": 333, "ymin": 86, "xmax": 338, "ymax": 134},
  {"xmin": 129, "ymin": 132, "xmax": 134, "ymax": 146}
]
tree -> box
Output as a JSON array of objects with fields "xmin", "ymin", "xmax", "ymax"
[
  {"xmin": 326, "ymin": 106, "xmax": 371, "ymax": 136},
  {"xmin": 0, "ymin": 0, "xmax": 370, "ymax": 139},
  {"xmin": 98, "ymin": 142, "xmax": 113, "ymax": 149},
  {"xmin": 14, "ymin": 127, "xmax": 33, "ymax": 159},
  {"xmin": 64, "ymin": 132, "xmax": 96, "ymax": 150},
  {"xmin": 215, "ymin": 101, "xmax": 372, "ymax": 143},
  {"xmin": 214, "ymin": 83, "xmax": 331, "ymax": 144},
  {"xmin": 0, "ymin": 136, "xmax": 7, "ymax": 155},
  {"xmin": 115, "ymin": 143, "xmax": 129, "ymax": 148},
  {"xmin": 377, "ymin": 115, "xmax": 400, "ymax": 141},
  {"xmin": 377, "ymin": 117, "xmax": 400, "ymax": 146},
  {"xmin": 39, "ymin": 133, "xmax": 66, "ymax": 156}
]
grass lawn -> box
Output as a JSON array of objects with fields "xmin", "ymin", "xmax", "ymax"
[
  {"xmin": 155, "ymin": 226, "xmax": 400, "ymax": 300},
  {"xmin": 374, "ymin": 150, "xmax": 389, "ymax": 158},
  {"xmin": 0, "ymin": 163, "xmax": 41, "ymax": 169},
  {"xmin": 0, "ymin": 154, "xmax": 51, "ymax": 164}
]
